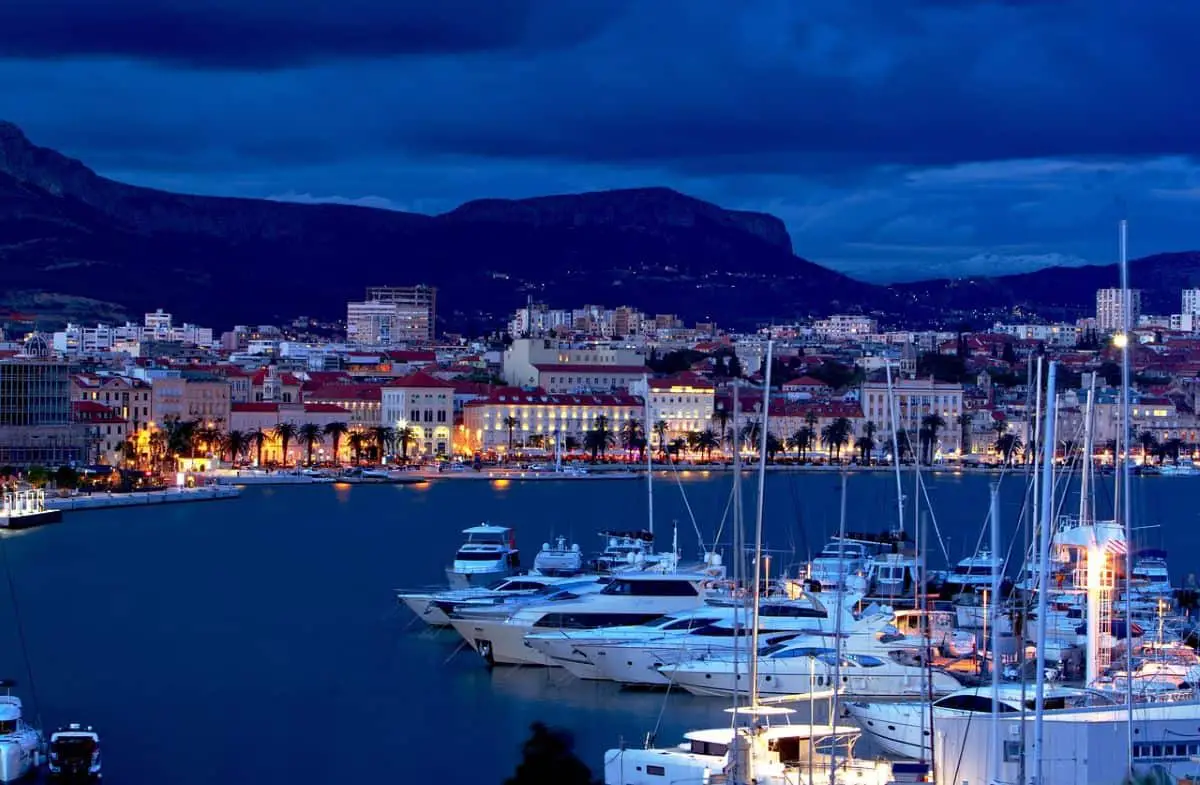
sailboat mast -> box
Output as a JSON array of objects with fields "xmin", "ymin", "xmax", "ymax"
[
  {"xmin": 886, "ymin": 361, "xmax": 905, "ymax": 532},
  {"xmin": 749, "ymin": 340, "xmax": 773, "ymax": 707},
  {"xmin": 1119, "ymin": 218, "xmax": 1135, "ymax": 775},
  {"xmin": 1018, "ymin": 354, "xmax": 1043, "ymax": 785},
  {"xmin": 1032, "ymin": 360, "xmax": 1058, "ymax": 785},
  {"xmin": 1082, "ymin": 373, "xmax": 1102, "ymax": 687},
  {"xmin": 731, "ymin": 384, "xmax": 743, "ymax": 721},
  {"xmin": 644, "ymin": 373, "xmax": 654, "ymax": 539},
  {"xmin": 989, "ymin": 481, "xmax": 1002, "ymax": 785},
  {"xmin": 829, "ymin": 467, "xmax": 848, "ymax": 785}
]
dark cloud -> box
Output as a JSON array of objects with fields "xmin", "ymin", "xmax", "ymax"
[
  {"xmin": 0, "ymin": 0, "xmax": 623, "ymax": 68},
  {"xmin": 1, "ymin": 0, "xmax": 1198, "ymax": 280}
]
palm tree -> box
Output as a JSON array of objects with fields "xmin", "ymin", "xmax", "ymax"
[
  {"xmin": 298, "ymin": 423, "xmax": 324, "ymax": 466},
  {"xmin": 920, "ymin": 413, "xmax": 946, "ymax": 464},
  {"xmin": 1164, "ymin": 437, "xmax": 1185, "ymax": 465},
  {"xmin": 396, "ymin": 426, "xmax": 416, "ymax": 462},
  {"xmin": 166, "ymin": 418, "xmax": 198, "ymax": 460},
  {"xmin": 697, "ymin": 429, "xmax": 720, "ymax": 460},
  {"xmin": 226, "ymin": 430, "xmax": 250, "ymax": 464},
  {"xmin": 323, "ymin": 422, "xmax": 349, "ymax": 466},
  {"xmin": 653, "ymin": 420, "xmax": 669, "ymax": 460},
  {"xmin": 120, "ymin": 437, "xmax": 139, "ymax": 468},
  {"xmin": 831, "ymin": 417, "xmax": 853, "ymax": 462},
  {"xmin": 996, "ymin": 433, "xmax": 1022, "ymax": 466},
  {"xmin": 668, "ymin": 436, "xmax": 688, "ymax": 461},
  {"xmin": 563, "ymin": 435, "xmax": 582, "ymax": 453},
  {"xmin": 371, "ymin": 426, "xmax": 396, "ymax": 462},
  {"xmin": 711, "ymin": 409, "xmax": 731, "ymax": 453},
  {"xmin": 200, "ymin": 425, "xmax": 224, "ymax": 457},
  {"xmin": 273, "ymin": 421, "xmax": 299, "ymax": 466},
  {"xmin": 1138, "ymin": 431, "xmax": 1159, "ymax": 464},
  {"xmin": 856, "ymin": 434, "xmax": 876, "ymax": 464},
  {"xmin": 347, "ymin": 431, "xmax": 369, "ymax": 465},
  {"xmin": 685, "ymin": 430, "xmax": 702, "ymax": 458},
  {"xmin": 765, "ymin": 433, "xmax": 784, "ymax": 463},
  {"xmin": 790, "ymin": 427, "xmax": 815, "ymax": 461},
  {"xmin": 584, "ymin": 415, "xmax": 615, "ymax": 463},
  {"xmin": 956, "ymin": 412, "xmax": 973, "ymax": 456},
  {"xmin": 502, "ymin": 416, "xmax": 520, "ymax": 455},
  {"xmin": 895, "ymin": 429, "xmax": 914, "ymax": 463},
  {"xmin": 804, "ymin": 410, "xmax": 819, "ymax": 431},
  {"xmin": 621, "ymin": 418, "xmax": 643, "ymax": 460},
  {"xmin": 247, "ymin": 428, "xmax": 267, "ymax": 467}
]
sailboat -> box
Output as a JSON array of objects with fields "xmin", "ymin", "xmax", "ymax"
[{"xmin": 601, "ymin": 343, "xmax": 897, "ymax": 785}]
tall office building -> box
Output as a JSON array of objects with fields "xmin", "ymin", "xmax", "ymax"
[
  {"xmin": 0, "ymin": 357, "xmax": 90, "ymax": 465},
  {"xmin": 1096, "ymin": 288, "xmax": 1142, "ymax": 334},
  {"xmin": 346, "ymin": 285, "xmax": 437, "ymax": 345},
  {"xmin": 1183, "ymin": 289, "xmax": 1200, "ymax": 319}
]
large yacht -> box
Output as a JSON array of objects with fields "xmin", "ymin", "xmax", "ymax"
[
  {"xmin": 396, "ymin": 575, "xmax": 606, "ymax": 627},
  {"xmin": 847, "ymin": 684, "xmax": 1114, "ymax": 760},
  {"xmin": 445, "ymin": 524, "xmax": 520, "ymax": 589},
  {"xmin": 447, "ymin": 572, "xmax": 711, "ymax": 666},
  {"xmin": 525, "ymin": 591, "xmax": 848, "ymax": 682},
  {"xmin": 662, "ymin": 635, "xmax": 962, "ymax": 699},
  {"xmin": 603, "ymin": 719, "xmax": 895, "ymax": 785}
]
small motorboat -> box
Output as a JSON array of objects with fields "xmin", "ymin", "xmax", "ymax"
[
  {"xmin": 47, "ymin": 723, "xmax": 101, "ymax": 781},
  {"xmin": 0, "ymin": 681, "xmax": 43, "ymax": 783}
]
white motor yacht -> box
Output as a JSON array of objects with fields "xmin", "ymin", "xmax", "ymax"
[
  {"xmin": 397, "ymin": 575, "xmax": 604, "ymax": 627},
  {"xmin": 445, "ymin": 524, "xmax": 520, "ymax": 589},
  {"xmin": 526, "ymin": 592, "xmax": 847, "ymax": 682},
  {"xmin": 942, "ymin": 548, "xmax": 1003, "ymax": 595},
  {"xmin": 448, "ymin": 572, "xmax": 711, "ymax": 666},
  {"xmin": 532, "ymin": 535, "xmax": 584, "ymax": 576},
  {"xmin": 1130, "ymin": 549, "xmax": 1172, "ymax": 599},
  {"xmin": 807, "ymin": 539, "xmax": 875, "ymax": 590},
  {"xmin": 847, "ymin": 684, "xmax": 1113, "ymax": 760},
  {"xmin": 603, "ymin": 717, "xmax": 894, "ymax": 785},
  {"xmin": 661, "ymin": 636, "xmax": 962, "ymax": 699},
  {"xmin": 1159, "ymin": 459, "xmax": 1200, "ymax": 477},
  {"xmin": 0, "ymin": 685, "xmax": 42, "ymax": 784}
]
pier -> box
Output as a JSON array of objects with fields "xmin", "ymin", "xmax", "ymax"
[{"xmin": 44, "ymin": 485, "xmax": 241, "ymax": 511}]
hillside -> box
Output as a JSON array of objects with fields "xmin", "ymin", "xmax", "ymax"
[{"xmin": 0, "ymin": 120, "xmax": 880, "ymax": 331}]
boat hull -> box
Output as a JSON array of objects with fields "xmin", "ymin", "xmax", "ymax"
[
  {"xmin": 397, "ymin": 593, "xmax": 451, "ymax": 627},
  {"xmin": 448, "ymin": 617, "xmax": 550, "ymax": 666}
]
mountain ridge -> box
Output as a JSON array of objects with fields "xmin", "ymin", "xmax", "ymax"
[{"xmin": 4, "ymin": 119, "xmax": 1200, "ymax": 332}]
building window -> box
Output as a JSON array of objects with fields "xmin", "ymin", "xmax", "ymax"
[{"xmin": 437, "ymin": 411, "xmax": 446, "ymax": 423}]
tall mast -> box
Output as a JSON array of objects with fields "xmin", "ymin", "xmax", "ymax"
[
  {"xmin": 989, "ymin": 481, "xmax": 1002, "ymax": 785},
  {"xmin": 1018, "ymin": 355, "xmax": 1043, "ymax": 785},
  {"xmin": 1119, "ymin": 218, "xmax": 1135, "ymax": 775},
  {"xmin": 829, "ymin": 467, "xmax": 848, "ymax": 785},
  {"xmin": 1032, "ymin": 360, "xmax": 1057, "ymax": 785},
  {"xmin": 1082, "ymin": 373, "xmax": 1102, "ymax": 687},
  {"xmin": 730, "ymin": 385, "xmax": 743, "ymax": 721},
  {"xmin": 643, "ymin": 373, "xmax": 654, "ymax": 539},
  {"xmin": 749, "ymin": 340, "xmax": 773, "ymax": 709},
  {"xmin": 885, "ymin": 361, "xmax": 905, "ymax": 531}
]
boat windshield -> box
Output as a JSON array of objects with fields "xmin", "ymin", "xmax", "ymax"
[
  {"xmin": 455, "ymin": 551, "xmax": 504, "ymax": 561},
  {"xmin": 0, "ymin": 719, "xmax": 16, "ymax": 734}
]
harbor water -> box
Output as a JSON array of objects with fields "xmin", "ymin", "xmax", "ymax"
[{"xmin": 0, "ymin": 470, "xmax": 1192, "ymax": 784}]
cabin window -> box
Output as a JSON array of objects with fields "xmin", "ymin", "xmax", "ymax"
[
  {"xmin": 601, "ymin": 579, "xmax": 698, "ymax": 597},
  {"xmin": 0, "ymin": 720, "xmax": 14, "ymax": 734},
  {"xmin": 1004, "ymin": 741, "xmax": 1021, "ymax": 762},
  {"xmin": 646, "ymin": 765, "xmax": 665, "ymax": 776},
  {"xmin": 689, "ymin": 741, "xmax": 727, "ymax": 756}
]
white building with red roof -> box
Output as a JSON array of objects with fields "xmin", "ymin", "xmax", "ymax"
[
  {"xmin": 502, "ymin": 337, "xmax": 647, "ymax": 392},
  {"xmin": 461, "ymin": 387, "xmax": 643, "ymax": 453},
  {"xmin": 630, "ymin": 372, "xmax": 715, "ymax": 437},
  {"xmin": 380, "ymin": 371, "xmax": 455, "ymax": 457}
]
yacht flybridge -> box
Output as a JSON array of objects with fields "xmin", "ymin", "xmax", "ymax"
[
  {"xmin": 445, "ymin": 524, "xmax": 519, "ymax": 589},
  {"xmin": 0, "ymin": 683, "xmax": 42, "ymax": 783}
]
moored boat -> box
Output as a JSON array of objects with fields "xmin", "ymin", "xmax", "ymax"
[
  {"xmin": 0, "ymin": 682, "xmax": 42, "ymax": 783},
  {"xmin": 46, "ymin": 723, "xmax": 101, "ymax": 782},
  {"xmin": 445, "ymin": 524, "xmax": 520, "ymax": 589}
]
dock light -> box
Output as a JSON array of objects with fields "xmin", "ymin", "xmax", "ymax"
[{"xmin": 1113, "ymin": 333, "xmax": 1129, "ymax": 349}]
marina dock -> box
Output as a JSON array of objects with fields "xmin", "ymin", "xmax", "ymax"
[{"xmin": 44, "ymin": 485, "xmax": 241, "ymax": 511}]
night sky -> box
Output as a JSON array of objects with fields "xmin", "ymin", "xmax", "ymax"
[{"xmin": 2, "ymin": 0, "xmax": 1197, "ymax": 282}]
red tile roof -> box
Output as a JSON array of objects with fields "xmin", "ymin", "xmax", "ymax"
[
  {"xmin": 649, "ymin": 372, "xmax": 714, "ymax": 390},
  {"xmin": 232, "ymin": 402, "xmax": 280, "ymax": 413},
  {"xmin": 304, "ymin": 383, "xmax": 382, "ymax": 402},
  {"xmin": 303, "ymin": 403, "xmax": 353, "ymax": 414},
  {"xmin": 251, "ymin": 368, "xmax": 302, "ymax": 386},
  {"xmin": 386, "ymin": 370, "xmax": 456, "ymax": 389},
  {"xmin": 71, "ymin": 400, "xmax": 128, "ymax": 422},
  {"xmin": 782, "ymin": 376, "xmax": 830, "ymax": 388}
]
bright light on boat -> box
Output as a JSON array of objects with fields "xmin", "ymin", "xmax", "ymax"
[{"xmin": 1113, "ymin": 333, "xmax": 1129, "ymax": 348}]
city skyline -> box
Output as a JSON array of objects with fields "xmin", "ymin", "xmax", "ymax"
[{"xmin": 3, "ymin": 1, "xmax": 1199, "ymax": 281}]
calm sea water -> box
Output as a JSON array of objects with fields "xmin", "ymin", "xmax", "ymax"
[{"xmin": 0, "ymin": 470, "xmax": 1195, "ymax": 784}]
